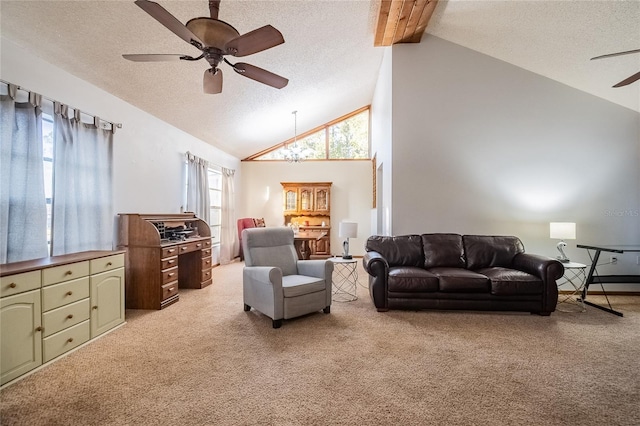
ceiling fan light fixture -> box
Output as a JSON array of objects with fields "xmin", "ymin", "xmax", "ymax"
[{"xmin": 186, "ymin": 17, "xmax": 240, "ymax": 50}]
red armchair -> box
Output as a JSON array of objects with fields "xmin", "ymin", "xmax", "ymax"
[{"xmin": 237, "ymin": 218, "xmax": 265, "ymax": 260}]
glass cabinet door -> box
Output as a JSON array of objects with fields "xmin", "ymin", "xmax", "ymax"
[
  {"xmin": 300, "ymin": 188, "xmax": 314, "ymax": 212},
  {"xmin": 284, "ymin": 189, "xmax": 298, "ymax": 213},
  {"xmin": 315, "ymin": 188, "xmax": 329, "ymax": 212}
]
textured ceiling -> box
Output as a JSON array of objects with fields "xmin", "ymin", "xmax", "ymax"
[{"xmin": 1, "ymin": 1, "xmax": 638, "ymax": 160}]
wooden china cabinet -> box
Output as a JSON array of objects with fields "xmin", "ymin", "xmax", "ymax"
[{"xmin": 281, "ymin": 182, "xmax": 332, "ymax": 257}]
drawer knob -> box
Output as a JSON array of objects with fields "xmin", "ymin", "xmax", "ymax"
[
  {"xmin": 206, "ymin": 260, "xmax": 210, "ymax": 264},
  {"xmin": 168, "ymin": 273, "xmax": 175, "ymax": 277},
  {"xmin": 9, "ymin": 283, "xmax": 17, "ymax": 288},
  {"xmin": 67, "ymin": 338, "xmax": 74, "ymax": 343},
  {"xmin": 92, "ymin": 306, "xmax": 98, "ymax": 310},
  {"xmin": 35, "ymin": 326, "xmax": 43, "ymax": 332},
  {"xmin": 106, "ymin": 262, "xmax": 113, "ymax": 266},
  {"xmin": 67, "ymin": 314, "xmax": 74, "ymax": 319},
  {"xmin": 168, "ymin": 249, "xmax": 175, "ymax": 253},
  {"xmin": 66, "ymin": 291, "xmax": 73, "ymax": 296},
  {"xmin": 65, "ymin": 271, "xmax": 73, "ymax": 276},
  {"xmin": 196, "ymin": 243, "xmax": 202, "ymax": 247},
  {"xmin": 181, "ymin": 247, "xmax": 187, "ymax": 251},
  {"xmin": 168, "ymin": 287, "xmax": 175, "ymax": 292},
  {"xmin": 168, "ymin": 260, "xmax": 175, "ymax": 264}
]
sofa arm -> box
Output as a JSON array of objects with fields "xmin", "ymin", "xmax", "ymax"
[
  {"xmin": 363, "ymin": 251, "xmax": 389, "ymax": 311},
  {"xmin": 512, "ymin": 253, "xmax": 564, "ymax": 313}
]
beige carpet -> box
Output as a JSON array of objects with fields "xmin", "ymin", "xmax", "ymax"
[{"xmin": 1, "ymin": 260, "xmax": 639, "ymax": 425}]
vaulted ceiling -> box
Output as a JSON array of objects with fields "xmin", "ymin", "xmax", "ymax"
[{"xmin": 1, "ymin": 1, "xmax": 638, "ymax": 160}]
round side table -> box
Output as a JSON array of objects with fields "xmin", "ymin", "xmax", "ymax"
[
  {"xmin": 557, "ymin": 262, "xmax": 587, "ymax": 312},
  {"xmin": 329, "ymin": 257, "xmax": 358, "ymax": 302}
]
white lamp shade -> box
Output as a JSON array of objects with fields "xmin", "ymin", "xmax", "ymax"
[
  {"xmin": 339, "ymin": 221, "xmax": 358, "ymax": 238},
  {"xmin": 549, "ymin": 222, "xmax": 576, "ymax": 240}
]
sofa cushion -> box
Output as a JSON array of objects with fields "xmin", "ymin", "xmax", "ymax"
[
  {"xmin": 422, "ymin": 233, "xmax": 465, "ymax": 269},
  {"xmin": 463, "ymin": 235, "xmax": 525, "ymax": 269},
  {"xmin": 388, "ymin": 267, "xmax": 439, "ymax": 292},
  {"xmin": 429, "ymin": 267, "xmax": 490, "ymax": 293},
  {"xmin": 477, "ymin": 267, "xmax": 543, "ymax": 296},
  {"xmin": 366, "ymin": 235, "xmax": 423, "ymax": 267}
]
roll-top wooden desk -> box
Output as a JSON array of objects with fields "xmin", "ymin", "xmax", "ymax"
[{"xmin": 117, "ymin": 213, "xmax": 213, "ymax": 310}]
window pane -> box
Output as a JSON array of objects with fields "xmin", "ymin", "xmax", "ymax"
[
  {"xmin": 210, "ymin": 190, "xmax": 221, "ymax": 207},
  {"xmin": 328, "ymin": 111, "xmax": 369, "ymax": 159},
  {"xmin": 208, "ymin": 169, "xmax": 221, "ymax": 189},
  {"xmin": 297, "ymin": 131, "xmax": 326, "ymax": 159},
  {"xmin": 210, "ymin": 225, "xmax": 221, "ymax": 244},
  {"xmin": 210, "ymin": 207, "xmax": 221, "ymax": 226}
]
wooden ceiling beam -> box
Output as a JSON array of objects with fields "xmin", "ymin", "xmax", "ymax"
[{"xmin": 374, "ymin": 0, "xmax": 439, "ymax": 47}]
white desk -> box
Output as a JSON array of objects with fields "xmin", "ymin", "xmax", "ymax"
[
  {"xmin": 556, "ymin": 262, "xmax": 587, "ymax": 312},
  {"xmin": 329, "ymin": 257, "xmax": 358, "ymax": 302}
]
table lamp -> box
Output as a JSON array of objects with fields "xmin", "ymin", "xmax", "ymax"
[
  {"xmin": 339, "ymin": 221, "xmax": 358, "ymax": 259},
  {"xmin": 549, "ymin": 222, "xmax": 576, "ymax": 263}
]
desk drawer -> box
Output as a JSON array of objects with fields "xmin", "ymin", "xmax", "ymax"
[
  {"xmin": 1, "ymin": 270, "xmax": 41, "ymax": 298},
  {"xmin": 43, "ymin": 320, "xmax": 90, "ymax": 363},
  {"xmin": 178, "ymin": 241, "xmax": 200, "ymax": 255},
  {"xmin": 201, "ymin": 268, "xmax": 212, "ymax": 283},
  {"xmin": 42, "ymin": 298, "xmax": 90, "ymax": 337},
  {"xmin": 162, "ymin": 267, "xmax": 179, "ymax": 285},
  {"xmin": 161, "ymin": 246, "xmax": 180, "ymax": 258},
  {"xmin": 90, "ymin": 254, "xmax": 124, "ymax": 275},
  {"xmin": 202, "ymin": 256, "xmax": 212, "ymax": 270},
  {"xmin": 202, "ymin": 248, "xmax": 212, "ymax": 257},
  {"xmin": 161, "ymin": 256, "xmax": 178, "ymax": 270},
  {"xmin": 42, "ymin": 277, "xmax": 90, "ymax": 311},
  {"xmin": 43, "ymin": 261, "xmax": 89, "ymax": 286},
  {"xmin": 162, "ymin": 282, "xmax": 179, "ymax": 300}
]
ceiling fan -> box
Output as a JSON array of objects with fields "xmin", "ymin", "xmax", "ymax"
[
  {"xmin": 123, "ymin": 0, "xmax": 288, "ymax": 94},
  {"xmin": 590, "ymin": 48, "xmax": 640, "ymax": 88}
]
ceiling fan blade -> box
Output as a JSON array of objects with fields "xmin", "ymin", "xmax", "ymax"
[
  {"xmin": 232, "ymin": 63, "xmax": 288, "ymax": 89},
  {"xmin": 203, "ymin": 68, "xmax": 223, "ymax": 94},
  {"xmin": 123, "ymin": 54, "xmax": 190, "ymax": 62},
  {"xmin": 591, "ymin": 48, "xmax": 640, "ymax": 60},
  {"xmin": 613, "ymin": 71, "xmax": 640, "ymax": 88},
  {"xmin": 134, "ymin": 0, "xmax": 203, "ymax": 48},
  {"xmin": 225, "ymin": 25, "xmax": 284, "ymax": 57}
]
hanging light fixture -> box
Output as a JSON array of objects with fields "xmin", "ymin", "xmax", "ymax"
[{"xmin": 282, "ymin": 110, "xmax": 311, "ymax": 163}]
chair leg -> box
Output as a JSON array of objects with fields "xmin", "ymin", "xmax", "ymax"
[
  {"xmin": 243, "ymin": 304, "xmax": 251, "ymax": 312},
  {"xmin": 272, "ymin": 319, "xmax": 282, "ymax": 329},
  {"xmin": 323, "ymin": 306, "xmax": 330, "ymax": 314}
]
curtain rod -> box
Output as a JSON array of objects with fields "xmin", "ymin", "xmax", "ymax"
[{"xmin": 0, "ymin": 79, "xmax": 123, "ymax": 131}]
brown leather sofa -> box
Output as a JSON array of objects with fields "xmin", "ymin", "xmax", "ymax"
[{"xmin": 363, "ymin": 234, "xmax": 564, "ymax": 315}]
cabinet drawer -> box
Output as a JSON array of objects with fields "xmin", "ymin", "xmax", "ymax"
[
  {"xmin": 161, "ymin": 256, "xmax": 178, "ymax": 270},
  {"xmin": 42, "ymin": 277, "xmax": 90, "ymax": 311},
  {"xmin": 201, "ymin": 268, "xmax": 212, "ymax": 283},
  {"xmin": 202, "ymin": 248, "xmax": 212, "ymax": 257},
  {"xmin": 202, "ymin": 256, "xmax": 212, "ymax": 269},
  {"xmin": 161, "ymin": 246, "xmax": 180, "ymax": 258},
  {"xmin": 162, "ymin": 267, "xmax": 179, "ymax": 285},
  {"xmin": 43, "ymin": 261, "xmax": 89, "ymax": 286},
  {"xmin": 203, "ymin": 239, "xmax": 212, "ymax": 248},
  {"xmin": 42, "ymin": 298, "xmax": 90, "ymax": 337},
  {"xmin": 43, "ymin": 320, "xmax": 90, "ymax": 363},
  {"xmin": 1, "ymin": 270, "xmax": 41, "ymax": 298},
  {"xmin": 90, "ymin": 254, "xmax": 124, "ymax": 275},
  {"xmin": 162, "ymin": 282, "xmax": 179, "ymax": 300}
]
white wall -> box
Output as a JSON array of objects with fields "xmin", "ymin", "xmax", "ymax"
[
  {"xmin": 1, "ymin": 37, "xmax": 241, "ymax": 263},
  {"xmin": 384, "ymin": 36, "xmax": 640, "ymax": 284},
  {"xmin": 370, "ymin": 48, "xmax": 394, "ymax": 236},
  {"xmin": 239, "ymin": 161, "xmax": 372, "ymax": 256}
]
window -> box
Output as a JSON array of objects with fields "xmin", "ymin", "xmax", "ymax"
[
  {"xmin": 246, "ymin": 106, "xmax": 370, "ymax": 161},
  {"xmin": 208, "ymin": 167, "xmax": 222, "ymax": 245},
  {"xmin": 42, "ymin": 113, "xmax": 54, "ymax": 254}
]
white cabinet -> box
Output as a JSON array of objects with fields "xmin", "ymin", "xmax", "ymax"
[
  {"xmin": 90, "ymin": 267, "xmax": 125, "ymax": 338},
  {"xmin": 0, "ymin": 290, "xmax": 42, "ymax": 385},
  {"xmin": 0, "ymin": 251, "xmax": 125, "ymax": 387}
]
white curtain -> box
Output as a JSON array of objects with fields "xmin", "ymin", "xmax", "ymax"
[
  {"xmin": 0, "ymin": 87, "xmax": 49, "ymax": 263},
  {"xmin": 186, "ymin": 153, "xmax": 210, "ymax": 222},
  {"xmin": 51, "ymin": 103, "xmax": 113, "ymax": 255},
  {"xmin": 219, "ymin": 167, "xmax": 236, "ymax": 264}
]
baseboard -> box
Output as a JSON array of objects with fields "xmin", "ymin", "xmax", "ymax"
[{"xmin": 558, "ymin": 290, "xmax": 640, "ymax": 296}]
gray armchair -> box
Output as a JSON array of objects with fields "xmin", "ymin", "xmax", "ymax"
[{"xmin": 242, "ymin": 227, "xmax": 333, "ymax": 328}]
